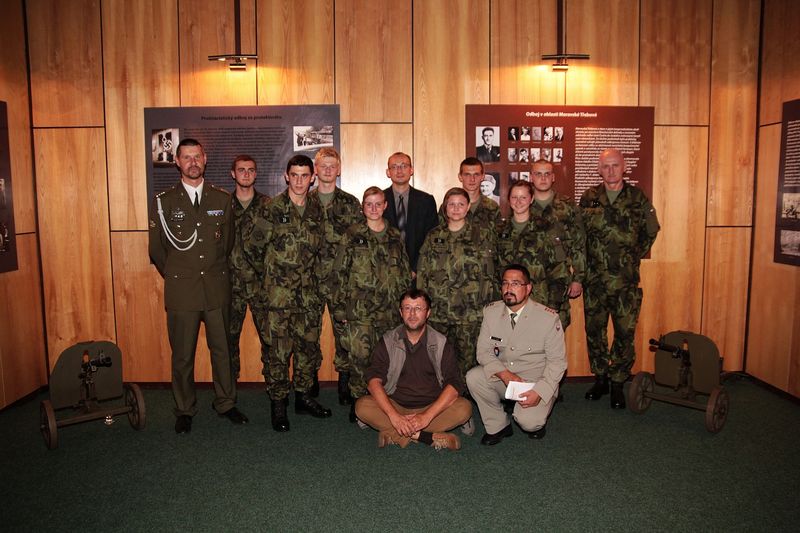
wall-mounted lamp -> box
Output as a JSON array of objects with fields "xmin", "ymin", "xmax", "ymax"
[
  {"xmin": 207, "ymin": 0, "xmax": 258, "ymax": 71},
  {"xmin": 541, "ymin": 0, "xmax": 589, "ymax": 71}
]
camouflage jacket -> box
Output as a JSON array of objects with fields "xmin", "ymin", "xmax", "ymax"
[
  {"xmin": 495, "ymin": 215, "xmax": 572, "ymax": 314},
  {"xmin": 438, "ymin": 194, "xmax": 501, "ymax": 228},
  {"xmin": 417, "ymin": 220, "xmax": 498, "ymax": 324},
  {"xmin": 308, "ymin": 187, "xmax": 362, "ymax": 300},
  {"xmin": 243, "ymin": 191, "xmax": 323, "ymax": 311},
  {"xmin": 529, "ymin": 192, "xmax": 587, "ymax": 286},
  {"xmin": 579, "ymin": 182, "xmax": 660, "ymax": 286},
  {"xmin": 330, "ymin": 221, "xmax": 410, "ymax": 325},
  {"xmin": 229, "ymin": 189, "xmax": 270, "ymax": 294}
]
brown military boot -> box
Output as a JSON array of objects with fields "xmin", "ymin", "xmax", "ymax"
[
  {"xmin": 431, "ymin": 432, "xmax": 461, "ymax": 451},
  {"xmin": 585, "ymin": 374, "xmax": 609, "ymax": 400}
]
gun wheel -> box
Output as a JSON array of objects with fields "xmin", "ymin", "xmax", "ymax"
[
  {"xmin": 705, "ymin": 386, "xmax": 729, "ymax": 433},
  {"xmin": 40, "ymin": 400, "xmax": 58, "ymax": 450},
  {"xmin": 628, "ymin": 372, "xmax": 653, "ymax": 414},
  {"xmin": 125, "ymin": 383, "xmax": 146, "ymax": 430}
]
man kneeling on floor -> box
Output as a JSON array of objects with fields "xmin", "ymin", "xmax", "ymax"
[
  {"xmin": 466, "ymin": 264, "xmax": 567, "ymax": 445},
  {"xmin": 355, "ymin": 288, "xmax": 472, "ymax": 450}
]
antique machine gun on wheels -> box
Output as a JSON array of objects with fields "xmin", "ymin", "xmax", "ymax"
[
  {"xmin": 628, "ymin": 330, "xmax": 729, "ymax": 433},
  {"xmin": 40, "ymin": 341, "xmax": 145, "ymax": 449}
]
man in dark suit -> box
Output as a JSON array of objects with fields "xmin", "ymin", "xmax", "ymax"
[
  {"xmin": 476, "ymin": 127, "xmax": 501, "ymax": 162},
  {"xmin": 149, "ymin": 138, "xmax": 249, "ymax": 434},
  {"xmin": 382, "ymin": 152, "xmax": 438, "ymax": 277}
]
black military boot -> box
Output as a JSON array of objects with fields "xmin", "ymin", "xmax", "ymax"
[
  {"xmin": 295, "ymin": 392, "xmax": 332, "ymax": 418},
  {"xmin": 309, "ymin": 373, "xmax": 320, "ymax": 398},
  {"xmin": 271, "ymin": 398, "xmax": 290, "ymax": 432},
  {"xmin": 610, "ymin": 381, "xmax": 626, "ymax": 409},
  {"xmin": 585, "ymin": 374, "xmax": 609, "ymax": 400},
  {"xmin": 338, "ymin": 372, "xmax": 353, "ymax": 405}
]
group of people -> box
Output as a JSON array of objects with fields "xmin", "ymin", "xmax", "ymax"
[{"xmin": 149, "ymin": 139, "xmax": 659, "ymax": 451}]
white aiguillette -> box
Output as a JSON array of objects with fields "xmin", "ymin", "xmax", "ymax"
[{"xmin": 505, "ymin": 381, "xmax": 535, "ymax": 401}]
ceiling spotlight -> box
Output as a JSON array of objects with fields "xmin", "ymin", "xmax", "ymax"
[
  {"xmin": 541, "ymin": 0, "xmax": 590, "ymax": 72},
  {"xmin": 207, "ymin": 0, "xmax": 258, "ymax": 71}
]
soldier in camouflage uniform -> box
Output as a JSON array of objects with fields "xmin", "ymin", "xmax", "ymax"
[
  {"xmin": 227, "ymin": 155, "xmax": 270, "ymax": 380},
  {"xmin": 496, "ymin": 178, "xmax": 573, "ymax": 327},
  {"xmin": 331, "ymin": 186, "xmax": 410, "ymax": 422},
  {"xmin": 437, "ymin": 157, "xmax": 502, "ymax": 228},
  {"xmin": 580, "ymin": 149, "xmax": 660, "ymax": 409},
  {"xmin": 308, "ymin": 148, "xmax": 362, "ymax": 405},
  {"xmin": 243, "ymin": 155, "xmax": 332, "ymax": 432},
  {"xmin": 417, "ymin": 187, "xmax": 498, "ymax": 379},
  {"xmin": 527, "ymin": 159, "xmax": 586, "ymax": 328}
]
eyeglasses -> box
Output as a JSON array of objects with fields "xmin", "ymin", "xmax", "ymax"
[
  {"xmin": 501, "ymin": 280, "xmax": 528, "ymax": 288},
  {"xmin": 389, "ymin": 163, "xmax": 410, "ymax": 171}
]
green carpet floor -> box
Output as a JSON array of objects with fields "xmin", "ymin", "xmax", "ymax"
[{"xmin": 1, "ymin": 376, "xmax": 798, "ymax": 532}]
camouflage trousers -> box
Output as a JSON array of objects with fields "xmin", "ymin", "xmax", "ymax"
[
  {"xmin": 228, "ymin": 289, "xmax": 269, "ymax": 379},
  {"xmin": 323, "ymin": 303, "xmax": 349, "ymax": 374},
  {"xmin": 265, "ymin": 308, "xmax": 322, "ymax": 400},
  {"xmin": 429, "ymin": 320, "xmax": 482, "ymax": 381},
  {"xmin": 583, "ymin": 281, "xmax": 643, "ymax": 383},
  {"xmin": 341, "ymin": 320, "xmax": 395, "ymax": 399}
]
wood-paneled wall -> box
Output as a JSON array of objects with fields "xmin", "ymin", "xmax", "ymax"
[
  {"xmin": 747, "ymin": 0, "xmax": 800, "ymax": 397},
  {"xmin": 0, "ymin": 0, "xmax": 46, "ymax": 408},
  {"xmin": 8, "ymin": 0, "xmax": 796, "ymax": 400}
]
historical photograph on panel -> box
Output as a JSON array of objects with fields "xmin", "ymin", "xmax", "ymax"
[
  {"xmin": 508, "ymin": 126, "xmax": 519, "ymax": 141},
  {"xmin": 780, "ymin": 230, "xmax": 800, "ymax": 256},
  {"xmin": 481, "ymin": 173, "xmax": 500, "ymax": 204},
  {"xmin": 0, "ymin": 101, "xmax": 18, "ymax": 273},
  {"xmin": 151, "ymin": 128, "xmax": 178, "ymax": 166},
  {"xmin": 475, "ymin": 126, "xmax": 501, "ymax": 162},
  {"xmin": 782, "ymin": 192, "xmax": 800, "ymax": 219},
  {"xmin": 293, "ymin": 125, "xmax": 334, "ymax": 151}
]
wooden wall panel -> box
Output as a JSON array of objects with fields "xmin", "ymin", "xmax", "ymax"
[
  {"xmin": 639, "ymin": 0, "xmax": 712, "ymax": 125},
  {"xmin": 179, "ymin": 0, "xmax": 257, "ymax": 106},
  {"xmin": 707, "ymin": 0, "xmax": 759, "ymax": 226},
  {"xmin": 759, "ymin": 0, "xmax": 800, "ymax": 125},
  {"xmin": 335, "ymin": 0, "xmax": 411, "ymax": 122},
  {"xmin": 257, "ymin": 0, "xmax": 334, "ymax": 105},
  {"xmin": 564, "ymin": 298, "xmax": 589, "ymax": 376},
  {"xmin": 34, "ymin": 129, "xmax": 116, "ymax": 368},
  {"xmin": 0, "ymin": 234, "xmax": 47, "ymax": 408},
  {"xmin": 340, "ymin": 123, "xmax": 413, "ymax": 203},
  {"xmin": 414, "ymin": 0, "xmax": 489, "ymax": 203},
  {"xmin": 0, "ymin": 0, "xmax": 35, "ymax": 233},
  {"xmin": 110, "ymin": 232, "xmax": 170, "ymax": 382},
  {"xmin": 702, "ymin": 227, "xmax": 750, "ymax": 371},
  {"xmin": 26, "ymin": 0, "xmax": 103, "ymax": 127},
  {"xmin": 565, "ymin": 0, "xmax": 639, "ymax": 106},
  {"xmin": 490, "ymin": 0, "xmax": 565, "ymax": 105},
  {"xmin": 636, "ymin": 127, "xmax": 708, "ymax": 371},
  {"xmin": 104, "ymin": 0, "xmax": 180, "ymax": 231},
  {"xmin": 746, "ymin": 125, "xmax": 799, "ymax": 391}
]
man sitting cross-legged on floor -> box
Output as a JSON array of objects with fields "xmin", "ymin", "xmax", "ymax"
[{"xmin": 355, "ymin": 288, "xmax": 472, "ymax": 450}]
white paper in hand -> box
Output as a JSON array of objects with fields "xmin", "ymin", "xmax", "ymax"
[{"xmin": 505, "ymin": 381, "xmax": 535, "ymax": 401}]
